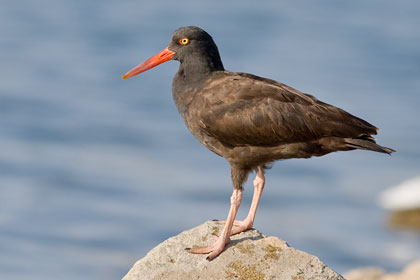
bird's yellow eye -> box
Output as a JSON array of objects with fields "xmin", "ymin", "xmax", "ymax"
[{"xmin": 179, "ymin": 37, "xmax": 190, "ymax": 45}]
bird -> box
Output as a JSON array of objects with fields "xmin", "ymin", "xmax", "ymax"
[{"xmin": 122, "ymin": 26, "xmax": 395, "ymax": 260}]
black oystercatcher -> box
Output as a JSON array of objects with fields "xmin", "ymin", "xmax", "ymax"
[{"xmin": 123, "ymin": 26, "xmax": 395, "ymax": 260}]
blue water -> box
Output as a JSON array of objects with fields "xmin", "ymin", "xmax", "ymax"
[{"xmin": 1, "ymin": 1, "xmax": 420, "ymax": 279}]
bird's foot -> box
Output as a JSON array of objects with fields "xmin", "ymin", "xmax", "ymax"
[
  {"xmin": 214, "ymin": 219, "xmax": 253, "ymax": 235},
  {"xmin": 186, "ymin": 235, "xmax": 230, "ymax": 261}
]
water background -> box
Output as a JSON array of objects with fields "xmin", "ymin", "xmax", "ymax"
[{"xmin": 1, "ymin": 1, "xmax": 420, "ymax": 279}]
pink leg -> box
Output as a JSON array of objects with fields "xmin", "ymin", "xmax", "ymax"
[
  {"xmin": 187, "ymin": 188, "xmax": 243, "ymax": 260},
  {"xmin": 217, "ymin": 167, "xmax": 265, "ymax": 235}
]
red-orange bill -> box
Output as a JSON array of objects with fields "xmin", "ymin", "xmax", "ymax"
[{"xmin": 122, "ymin": 47, "xmax": 176, "ymax": 79}]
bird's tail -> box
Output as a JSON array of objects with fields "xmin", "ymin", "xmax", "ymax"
[{"xmin": 344, "ymin": 138, "xmax": 395, "ymax": 154}]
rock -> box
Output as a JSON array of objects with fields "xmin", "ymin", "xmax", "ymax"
[
  {"xmin": 379, "ymin": 176, "xmax": 420, "ymax": 229},
  {"xmin": 122, "ymin": 221, "xmax": 344, "ymax": 280},
  {"xmin": 379, "ymin": 176, "xmax": 420, "ymax": 211},
  {"xmin": 343, "ymin": 267, "xmax": 385, "ymax": 280},
  {"xmin": 388, "ymin": 208, "xmax": 420, "ymax": 229},
  {"xmin": 344, "ymin": 260, "xmax": 420, "ymax": 280}
]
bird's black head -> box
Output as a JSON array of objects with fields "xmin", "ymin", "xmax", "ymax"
[
  {"xmin": 122, "ymin": 26, "xmax": 224, "ymax": 80},
  {"xmin": 168, "ymin": 26, "xmax": 223, "ymax": 69}
]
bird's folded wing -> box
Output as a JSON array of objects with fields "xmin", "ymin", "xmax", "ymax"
[{"xmin": 193, "ymin": 72, "xmax": 377, "ymax": 148}]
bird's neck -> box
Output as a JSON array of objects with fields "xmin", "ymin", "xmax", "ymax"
[
  {"xmin": 172, "ymin": 53, "xmax": 224, "ymax": 111},
  {"xmin": 176, "ymin": 52, "xmax": 224, "ymax": 83}
]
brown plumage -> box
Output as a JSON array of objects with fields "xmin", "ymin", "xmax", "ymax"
[{"xmin": 123, "ymin": 26, "xmax": 395, "ymax": 260}]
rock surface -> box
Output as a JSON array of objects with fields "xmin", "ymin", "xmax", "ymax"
[
  {"xmin": 388, "ymin": 208, "xmax": 420, "ymax": 229},
  {"xmin": 344, "ymin": 260, "xmax": 420, "ymax": 280},
  {"xmin": 123, "ymin": 221, "xmax": 344, "ymax": 280}
]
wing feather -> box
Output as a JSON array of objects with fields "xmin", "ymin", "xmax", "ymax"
[{"xmin": 189, "ymin": 72, "xmax": 377, "ymax": 148}]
